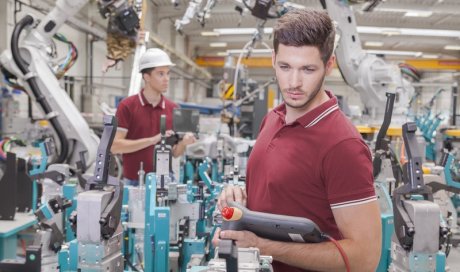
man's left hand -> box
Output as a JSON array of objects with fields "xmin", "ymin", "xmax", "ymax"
[
  {"xmin": 219, "ymin": 229, "xmax": 262, "ymax": 248},
  {"xmin": 180, "ymin": 132, "xmax": 197, "ymax": 146}
]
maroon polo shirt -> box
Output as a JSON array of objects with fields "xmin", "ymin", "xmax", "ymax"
[
  {"xmin": 115, "ymin": 90, "xmax": 178, "ymax": 180},
  {"xmin": 246, "ymin": 91, "xmax": 375, "ymax": 272}
]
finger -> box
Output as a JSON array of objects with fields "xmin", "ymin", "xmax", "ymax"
[
  {"xmin": 220, "ymin": 230, "xmax": 239, "ymax": 240},
  {"xmin": 212, "ymin": 228, "xmax": 221, "ymax": 247},
  {"xmin": 225, "ymin": 186, "xmax": 236, "ymax": 205},
  {"xmin": 233, "ymin": 187, "xmax": 244, "ymax": 204}
]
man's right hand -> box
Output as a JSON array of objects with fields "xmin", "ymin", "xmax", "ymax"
[
  {"xmin": 217, "ymin": 185, "xmax": 247, "ymax": 211},
  {"xmin": 152, "ymin": 130, "xmax": 175, "ymax": 145}
]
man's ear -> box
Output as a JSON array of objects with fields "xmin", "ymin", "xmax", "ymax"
[
  {"xmin": 142, "ymin": 72, "xmax": 149, "ymax": 82},
  {"xmin": 325, "ymin": 55, "xmax": 336, "ymax": 76}
]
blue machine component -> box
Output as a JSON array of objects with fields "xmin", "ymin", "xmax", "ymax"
[
  {"xmin": 378, "ymin": 213, "xmax": 393, "ymax": 272},
  {"xmin": 144, "ymin": 173, "xmax": 171, "ymax": 272},
  {"xmin": 37, "ymin": 203, "xmax": 53, "ymax": 220},
  {"xmin": 58, "ymin": 239, "xmax": 78, "ymax": 271},
  {"xmin": 198, "ymin": 160, "xmax": 214, "ymax": 191},
  {"xmin": 63, "ymin": 184, "xmax": 77, "ymax": 241},
  {"xmin": 181, "ymin": 238, "xmax": 206, "ymax": 271},
  {"xmin": 211, "ymin": 160, "xmax": 220, "ymax": 182},
  {"xmin": 436, "ymin": 252, "xmax": 446, "ymax": 272},
  {"xmin": 403, "ymin": 251, "xmax": 446, "ymax": 272},
  {"xmin": 374, "ymin": 182, "xmax": 394, "ymax": 272},
  {"xmin": 443, "ymin": 154, "xmax": 460, "ymax": 189},
  {"xmin": 424, "ymin": 115, "xmax": 442, "ymax": 161},
  {"xmin": 178, "ymin": 102, "xmax": 223, "ymax": 115},
  {"xmin": 185, "ymin": 161, "xmax": 195, "ymax": 183}
]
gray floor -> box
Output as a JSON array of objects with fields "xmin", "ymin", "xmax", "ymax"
[{"xmin": 447, "ymin": 246, "xmax": 460, "ymax": 271}]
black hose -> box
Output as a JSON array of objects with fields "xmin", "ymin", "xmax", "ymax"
[
  {"xmin": 374, "ymin": 93, "xmax": 395, "ymax": 152},
  {"xmin": 11, "ymin": 15, "xmax": 69, "ymax": 163}
]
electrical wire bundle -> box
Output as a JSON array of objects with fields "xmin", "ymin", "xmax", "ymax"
[
  {"xmin": 399, "ymin": 63, "xmax": 421, "ymax": 82},
  {"xmin": 53, "ymin": 33, "xmax": 78, "ymax": 79},
  {"xmin": 0, "ymin": 137, "xmax": 25, "ymax": 160},
  {"xmin": 1, "ymin": 66, "xmax": 25, "ymax": 91}
]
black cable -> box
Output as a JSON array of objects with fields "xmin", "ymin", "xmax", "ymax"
[
  {"xmin": 11, "ymin": 15, "xmax": 69, "ymax": 164},
  {"xmin": 124, "ymin": 254, "xmax": 140, "ymax": 272}
]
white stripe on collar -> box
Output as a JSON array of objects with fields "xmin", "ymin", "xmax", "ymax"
[
  {"xmin": 162, "ymin": 100, "xmax": 165, "ymax": 109},
  {"xmin": 304, "ymin": 104, "xmax": 339, "ymax": 128},
  {"xmin": 138, "ymin": 92, "xmax": 145, "ymax": 106}
]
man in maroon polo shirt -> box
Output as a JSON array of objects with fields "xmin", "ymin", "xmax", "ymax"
[
  {"xmin": 111, "ymin": 48, "xmax": 196, "ymax": 185},
  {"xmin": 215, "ymin": 9, "xmax": 382, "ymax": 272}
]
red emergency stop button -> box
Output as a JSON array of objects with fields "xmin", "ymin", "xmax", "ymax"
[{"xmin": 222, "ymin": 207, "xmax": 234, "ymax": 220}]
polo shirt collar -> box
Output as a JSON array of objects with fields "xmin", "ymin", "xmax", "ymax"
[
  {"xmin": 138, "ymin": 89, "xmax": 166, "ymax": 109},
  {"xmin": 274, "ymin": 90, "xmax": 339, "ymax": 128}
]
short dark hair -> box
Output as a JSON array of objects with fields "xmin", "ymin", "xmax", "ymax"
[
  {"xmin": 141, "ymin": 67, "xmax": 155, "ymax": 75},
  {"xmin": 273, "ymin": 8, "xmax": 335, "ymax": 64}
]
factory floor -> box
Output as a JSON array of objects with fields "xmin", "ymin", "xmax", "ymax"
[{"xmin": 447, "ymin": 246, "xmax": 460, "ymax": 271}]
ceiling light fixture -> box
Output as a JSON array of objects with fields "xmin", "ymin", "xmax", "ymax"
[
  {"xmin": 404, "ymin": 11, "xmax": 433, "ymax": 17},
  {"xmin": 226, "ymin": 49, "xmax": 272, "ymax": 55},
  {"xmin": 364, "ymin": 41, "xmax": 384, "ymax": 47},
  {"xmin": 444, "ymin": 45, "xmax": 460, "ymax": 50},
  {"xmin": 211, "ymin": 26, "xmax": 460, "ymax": 39},
  {"xmin": 357, "ymin": 26, "xmax": 460, "ymax": 38},
  {"xmin": 422, "ymin": 54, "xmax": 439, "ymax": 59},
  {"xmin": 201, "ymin": 31, "xmax": 220, "ymax": 36},
  {"xmin": 213, "ymin": 28, "xmax": 273, "ymax": 35},
  {"xmin": 210, "ymin": 42, "xmax": 228, "ymax": 47},
  {"xmin": 366, "ymin": 50, "xmax": 423, "ymax": 57}
]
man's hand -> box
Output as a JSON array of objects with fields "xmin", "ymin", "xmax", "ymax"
[
  {"xmin": 179, "ymin": 132, "xmax": 196, "ymax": 146},
  {"xmin": 212, "ymin": 228, "xmax": 263, "ymax": 248},
  {"xmin": 151, "ymin": 130, "xmax": 175, "ymax": 145},
  {"xmin": 217, "ymin": 185, "xmax": 247, "ymax": 211},
  {"xmin": 165, "ymin": 130, "xmax": 175, "ymax": 137}
]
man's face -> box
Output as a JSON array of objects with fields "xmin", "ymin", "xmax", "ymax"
[
  {"xmin": 144, "ymin": 66, "xmax": 171, "ymax": 93},
  {"xmin": 272, "ymin": 44, "xmax": 334, "ymax": 111}
]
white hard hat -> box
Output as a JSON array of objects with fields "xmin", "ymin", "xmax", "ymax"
[{"xmin": 139, "ymin": 48, "xmax": 175, "ymax": 72}]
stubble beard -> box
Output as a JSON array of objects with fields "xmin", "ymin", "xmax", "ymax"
[{"xmin": 282, "ymin": 72, "xmax": 326, "ymax": 110}]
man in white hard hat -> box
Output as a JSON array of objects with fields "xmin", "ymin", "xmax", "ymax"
[{"xmin": 111, "ymin": 48, "xmax": 196, "ymax": 185}]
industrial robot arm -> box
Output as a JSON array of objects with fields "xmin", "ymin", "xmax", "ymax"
[
  {"xmin": 322, "ymin": 0, "xmax": 414, "ymax": 123},
  {"xmin": 0, "ymin": 0, "xmax": 99, "ymax": 167}
]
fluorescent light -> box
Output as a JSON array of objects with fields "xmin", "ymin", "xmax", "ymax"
[
  {"xmin": 213, "ymin": 26, "xmax": 460, "ymax": 39},
  {"xmin": 217, "ymin": 52, "xmax": 228, "ymax": 56},
  {"xmin": 366, "ymin": 50, "xmax": 423, "ymax": 57},
  {"xmin": 213, "ymin": 28, "xmax": 273, "ymax": 35},
  {"xmin": 364, "ymin": 41, "xmax": 384, "ymax": 47},
  {"xmin": 210, "ymin": 42, "xmax": 227, "ymax": 48},
  {"xmin": 375, "ymin": 7, "xmax": 435, "ymax": 16},
  {"xmin": 357, "ymin": 26, "xmax": 460, "ymax": 38},
  {"xmin": 422, "ymin": 54, "xmax": 439, "ymax": 59},
  {"xmin": 201, "ymin": 31, "xmax": 220, "ymax": 36},
  {"xmin": 404, "ymin": 11, "xmax": 433, "ymax": 17},
  {"xmin": 226, "ymin": 49, "xmax": 272, "ymax": 55},
  {"xmin": 381, "ymin": 30, "xmax": 401, "ymax": 36},
  {"xmin": 444, "ymin": 45, "xmax": 460, "ymax": 50}
]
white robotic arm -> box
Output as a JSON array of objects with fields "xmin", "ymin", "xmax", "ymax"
[
  {"xmin": 0, "ymin": 0, "xmax": 99, "ymax": 168},
  {"xmin": 323, "ymin": 0, "xmax": 413, "ymax": 124}
]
